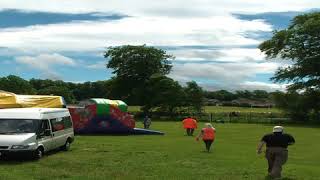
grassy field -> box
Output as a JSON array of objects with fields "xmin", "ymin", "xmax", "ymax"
[
  {"xmin": 1, "ymin": 122, "xmax": 319, "ymax": 180},
  {"xmin": 128, "ymin": 106, "xmax": 282, "ymax": 113}
]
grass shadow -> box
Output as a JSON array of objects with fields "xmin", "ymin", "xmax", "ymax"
[
  {"xmin": 264, "ymin": 175, "xmax": 296, "ymax": 180},
  {"xmin": 0, "ymin": 148, "xmax": 65, "ymax": 164}
]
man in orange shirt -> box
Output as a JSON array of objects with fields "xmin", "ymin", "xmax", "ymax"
[
  {"xmin": 182, "ymin": 117, "xmax": 197, "ymax": 136},
  {"xmin": 196, "ymin": 123, "xmax": 216, "ymax": 152}
]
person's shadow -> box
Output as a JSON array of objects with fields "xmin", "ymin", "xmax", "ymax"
[{"xmin": 264, "ymin": 175, "xmax": 295, "ymax": 180}]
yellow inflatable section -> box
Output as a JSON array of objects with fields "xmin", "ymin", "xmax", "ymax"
[{"xmin": 0, "ymin": 91, "xmax": 66, "ymax": 108}]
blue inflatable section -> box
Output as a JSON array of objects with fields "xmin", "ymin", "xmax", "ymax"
[
  {"xmin": 73, "ymin": 115, "xmax": 165, "ymax": 135},
  {"xmin": 75, "ymin": 116, "xmax": 133, "ymax": 134},
  {"xmin": 132, "ymin": 128, "xmax": 164, "ymax": 135}
]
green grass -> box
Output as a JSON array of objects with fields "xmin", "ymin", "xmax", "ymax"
[
  {"xmin": 128, "ymin": 106, "xmax": 282, "ymax": 113},
  {"xmin": 127, "ymin": 106, "xmax": 141, "ymax": 112},
  {"xmin": 1, "ymin": 122, "xmax": 319, "ymax": 180}
]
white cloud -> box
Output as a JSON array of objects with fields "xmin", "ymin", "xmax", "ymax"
[
  {"xmin": 15, "ymin": 53, "xmax": 76, "ymax": 79},
  {"xmin": 169, "ymin": 61, "xmax": 291, "ymax": 91},
  {"xmin": 217, "ymin": 48, "xmax": 265, "ymax": 62},
  {"xmin": 0, "ymin": 16, "xmax": 271, "ymax": 52},
  {"xmin": 16, "ymin": 53, "xmax": 76, "ymax": 69},
  {"xmin": 170, "ymin": 48, "xmax": 266, "ymax": 62},
  {"xmin": 199, "ymin": 81, "xmax": 288, "ymax": 92},
  {"xmin": 170, "ymin": 62, "xmax": 279, "ymax": 82},
  {"xmin": 238, "ymin": 81, "xmax": 288, "ymax": 91}
]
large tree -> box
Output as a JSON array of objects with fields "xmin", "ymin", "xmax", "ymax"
[
  {"xmin": 184, "ymin": 81, "xmax": 204, "ymax": 113},
  {"xmin": 142, "ymin": 74, "xmax": 185, "ymax": 114},
  {"xmin": 260, "ymin": 12, "xmax": 320, "ymax": 122},
  {"xmin": 259, "ymin": 12, "xmax": 320, "ymax": 91},
  {"xmin": 272, "ymin": 90, "xmax": 320, "ymax": 122},
  {"xmin": 104, "ymin": 45, "xmax": 174, "ymax": 105}
]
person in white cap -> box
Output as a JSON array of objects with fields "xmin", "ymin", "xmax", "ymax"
[
  {"xmin": 196, "ymin": 123, "xmax": 216, "ymax": 152},
  {"xmin": 257, "ymin": 126, "xmax": 295, "ymax": 179}
]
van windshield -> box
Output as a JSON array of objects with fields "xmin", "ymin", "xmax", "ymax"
[{"xmin": 0, "ymin": 119, "xmax": 39, "ymax": 134}]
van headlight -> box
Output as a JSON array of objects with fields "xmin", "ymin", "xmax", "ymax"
[{"xmin": 11, "ymin": 145, "xmax": 30, "ymax": 149}]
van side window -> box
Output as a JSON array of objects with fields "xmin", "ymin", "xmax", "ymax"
[
  {"xmin": 50, "ymin": 118, "xmax": 65, "ymax": 132},
  {"xmin": 63, "ymin": 116, "xmax": 73, "ymax": 129},
  {"xmin": 39, "ymin": 120, "xmax": 50, "ymax": 135}
]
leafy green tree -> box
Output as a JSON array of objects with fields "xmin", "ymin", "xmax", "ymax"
[
  {"xmin": 29, "ymin": 78, "xmax": 76, "ymax": 103},
  {"xmin": 184, "ymin": 81, "xmax": 204, "ymax": 113},
  {"xmin": 272, "ymin": 89, "xmax": 320, "ymax": 122},
  {"xmin": 260, "ymin": 12, "xmax": 320, "ymax": 122},
  {"xmin": 72, "ymin": 82, "xmax": 95, "ymax": 100},
  {"xmin": 235, "ymin": 90, "xmax": 253, "ymax": 99},
  {"xmin": 72, "ymin": 80, "xmax": 113, "ymax": 101},
  {"xmin": 252, "ymin": 90, "xmax": 269, "ymax": 99},
  {"xmin": 142, "ymin": 74, "xmax": 185, "ymax": 114},
  {"xmin": 272, "ymin": 91, "xmax": 309, "ymax": 121},
  {"xmin": 212, "ymin": 90, "xmax": 237, "ymax": 101},
  {"xmin": 303, "ymin": 90, "xmax": 320, "ymax": 121},
  {"xmin": 0, "ymin": 75, "xmax": 36, "ymax": 94},
  {"xmin": 29, "ymin": 79, "xmax": 70, "ymax": 91},
  {"xmin": 259, "ymin": 12, "xmax": 320, "ymax": 91},
  {"xmin": 29, "ymin": 79, "xmax": 54, "ymax": 90},
  {"xmin": 37, "ymin": 86, "xmax": 75, "ymax": 104},
  {"xmin": 104, "ymin": 45, "xmax": 174, "ymax": 105}
]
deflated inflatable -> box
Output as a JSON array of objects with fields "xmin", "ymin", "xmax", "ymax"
[{"xmin": 0, "ymin": 91, "xmax": 66, "ymax": 108}]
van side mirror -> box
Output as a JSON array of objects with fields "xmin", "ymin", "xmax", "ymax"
[{"xmin": 44, "ymin": 129, "xmax": 52, "ymax": 136}]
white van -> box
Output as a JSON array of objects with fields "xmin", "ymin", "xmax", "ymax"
[{"xmin": 0, "ymin": 108, "xmax": 74, "ymax": 159}]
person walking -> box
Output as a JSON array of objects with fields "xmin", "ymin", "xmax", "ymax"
[
  {"xmin": 257, "ymin": 126, "xmax": 295, "ymax": 179},
  {"xmin": 143, "ymin": 115, "xmax": 151, "ymax": 129},
  {"xmin": 196, "ymin": 123, "xmax": 216, "ymax": 152},
  {"xmin": 182, "ymin": 116, "xmax": 197, "ymax": 136}
]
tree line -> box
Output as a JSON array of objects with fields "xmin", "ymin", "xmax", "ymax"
[{"xmin": 0, "ymin": 74, "xmax": 274, "ymax": 110}]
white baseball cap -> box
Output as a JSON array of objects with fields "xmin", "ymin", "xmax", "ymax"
[
  {"xmin": 273, "ymin": 126, "xmax": 284, "ymax": 133},
  {"xmin": 205, "ymin": 123, "xmax": 213, "ymax": 128}
]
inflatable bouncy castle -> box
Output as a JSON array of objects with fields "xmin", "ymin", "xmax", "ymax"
[{"xmin": 68, "ymin": 98, "xmax": 163, "ymax": 135}]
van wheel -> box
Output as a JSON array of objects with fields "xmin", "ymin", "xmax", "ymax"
[
  {"xmin": 34, "ymin": 147, "xmax": 44, "ymax": 160},
  {"xmin": 62, "ymin": 140, "xmax": 71, "ymax": 151}
]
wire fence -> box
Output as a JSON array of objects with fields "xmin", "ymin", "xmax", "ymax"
[{"xmin": 132, "ymin": 111, "xmax": 293, "ymax": 124}]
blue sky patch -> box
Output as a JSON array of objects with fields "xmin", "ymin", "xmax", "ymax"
[
  {"xmin": 0, "ymin": 9, "xmax": 127, "ymax": 28},
  {"xmin": 234, "ymin": 11, "xmax": 302, "ymax": 30}
]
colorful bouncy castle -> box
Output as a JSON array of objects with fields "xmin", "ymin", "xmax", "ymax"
[{"xmin": 68, "ymin": 98, "xmax": 163, "ymax": 135}]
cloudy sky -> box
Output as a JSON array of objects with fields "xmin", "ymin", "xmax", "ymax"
[{"xmin": 0, "ymin": 1, "xmax": 319, "ymax": 91}]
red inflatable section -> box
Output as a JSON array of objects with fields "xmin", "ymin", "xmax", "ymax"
[
  {"xmin": 110, "ymin": 105, "xmax": 135, "ymax": 128},
  {"xmin": 68, "ymin": 104, "xmax": 97, "ymax": 130}
]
